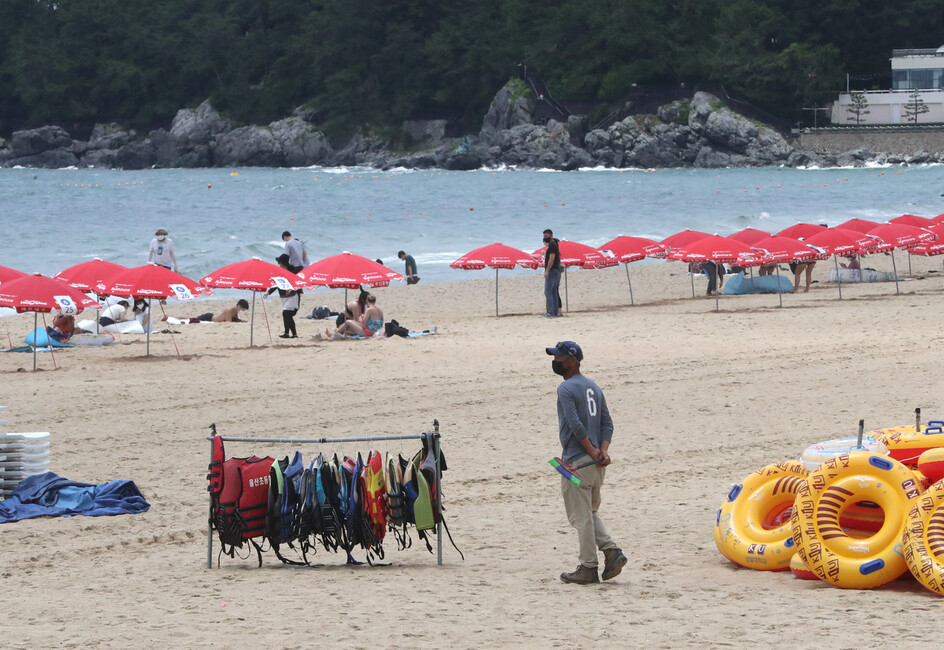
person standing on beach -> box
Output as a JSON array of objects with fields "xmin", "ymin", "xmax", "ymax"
[
  {"xmin": 543, "ymin": 229, "xmax": 562, "ymax": 317},
  {"xmin": 270, "ymin": 254, "xmax": 300, "ymax": 338},
  {"xmin": 282, "ymin": 231, "xmax": 309, "ymax": 273},
  {"xmin": 546, "ymin": 340, "xmax": 627, "ymax": 585},
  {"xmin": 398, "ymin": 250, "xmax": 419, "ymax": 284},
  {"xmin": 147, "ymin": 229, "xmax": 178, "ymax": 272}
]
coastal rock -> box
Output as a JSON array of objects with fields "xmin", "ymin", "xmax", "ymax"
[
  {"xmin": 11, "ymin": 126, "xmax": 74, "ymax": 157},
  {"xmin": 402, "ymin": 120, "xmax": 447, "ymax": 144},
  {"xmin": 214, "ymin": 126, "xmax": 283, "ymax": 167},
  {"xmin": 171, "ymin": 100, "xmax": 231, "ymax": 145},
  {"xmin": 10, "ymin": 149, "xmax": 79, "ymax": 168},
  {"xmin": 480, "ymin": 80, "xmax": 534, "ymax": 144},
  {"xmin": 88, "ymin": 123, "xmax": 132, "ymax": 151},
  {"xmin": 269, "ymin": 117, "xmax": 332, "ymax": 167},
  {"xmin": 114, "ymin": 140, "xmax": 156, "ymax": 170}
]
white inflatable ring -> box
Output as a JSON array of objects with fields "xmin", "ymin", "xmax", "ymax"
[{"xmin": 801, "ymin": 436, "xmax": 887, "ymax": 472}]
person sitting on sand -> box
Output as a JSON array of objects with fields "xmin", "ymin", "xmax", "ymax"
[
  {"xmin": 362, "ymin": 294, "xmax": 384, "ymax": 337},
  {"xmin": 841, "ymin": 255, "xmax": 860, "ymax": 270},
  {"xmin": 325, "ymin": 311, "xmax": 365, "ymax": 338},
  {"xmin": 133, "ymin": 299, "xmax": 152, "ymax": 330},
  {"xmin": 161, "ymin": 299, "xmax": 249, "ymax": 325},
  {"xmin": 48, "ymin": 312, "xmax": 79, "ymax": 342},
  {"xmin": 347, "ymin": 286, "xmax": 369, "ymax": 323},
  {"xmin": 99, "ymin": 300, "xmax": 130, "ymax": 327}
]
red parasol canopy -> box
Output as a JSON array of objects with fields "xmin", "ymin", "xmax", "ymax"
[
  {"xmin": 0, "ymin": 273, "xmax": 101, "ymax": 314},
  {"xmin": 656, "ymin": 229, "xmax": 711, "ymax": 257},
  {"xmin": 909, "ymin": 223, "xmax": 944, "ymax": 256},
  {"xmin": 299, "ymin": 251, "xmax": 404, "ymax": 289},
  {"xmin": 533, "ymin": 240, "xmax": 617, "ymax": 268},
  {"xmin": 890, "ymin": 214, "xmax": 934, "ymax": 228},
  {"xmin": 728, "ymin": 228, "xmax": 772, "ymax": 246},
  {"xmin": 450, "ymin": 243, "xmax": 540, "ymax": 270},
  {"xmin": 668, "ymin": 234, "xmax": 760, "ymax": 264},
  {"xmin": 597, "ymin": 236, "xmax": 665, "ymax": 263},
  {"xmin": 776, "ymin": 223, "xmax": 827, "ymax": 240},
  {"xmin": 835, "ymin": 218, "xmax": 882, "ymax": 234},
  {"xmin": 200, "ymin": 257, "xmax": 306, "ymax": 291},
  {"xmin": 0, "ymin": 265, "xmax": 27, "ymax": 286},
  {"xmin": 53, "ymin": 258, "xmax": 128, "ymax": 294},
  {"xmin": 931, "ymin": 213, "xmax": 944, "ymax": 224},
  {"xmin": 105, "ymin": 264, "xmax": 211, "ymax": 300},
  {"xmin": 802, "ymin": 228, "xmax": 876, "ymax": 257},
  {"xmin": 865, "ymin": 222, "xmax": 935, "ymax": 253},
  {"xmin": 748, "ymin": 236, "xmax": 819, "ymax": 265}
]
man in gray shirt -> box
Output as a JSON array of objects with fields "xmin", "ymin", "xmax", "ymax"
[
  {"xmin": 282, "ymin": 231, "xmax": 309, "ymax": 273},
  {"xmin": 546, "ymin": 340, "xmax": 627, "ymax": 584}
]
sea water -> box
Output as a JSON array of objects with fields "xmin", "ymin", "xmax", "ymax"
[{"xmin": 1, "ymin": 164, "xmax": 942, "ymax": 287}]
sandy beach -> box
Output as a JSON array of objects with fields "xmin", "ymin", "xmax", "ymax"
[{"xmin": 3, "ymin": 253, "xmax": 944, "ymax": 648}]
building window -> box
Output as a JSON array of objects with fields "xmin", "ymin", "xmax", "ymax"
[{"xmin": 892, "ymin": 68, "xmax": 944, "ymax": 89}]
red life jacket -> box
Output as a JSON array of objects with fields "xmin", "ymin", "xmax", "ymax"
[
  {"xmin": 363, "ymin": 450, "xmax": 388, "ymax": 542},
  {"xmin": 213, "ymin": 455, "xmax": 275, "ymax": 566}
]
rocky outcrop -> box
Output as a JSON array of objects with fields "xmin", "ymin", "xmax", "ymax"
[{"xmin": 3, "ymin": 88, "xmax": 944, "ymax": 171}]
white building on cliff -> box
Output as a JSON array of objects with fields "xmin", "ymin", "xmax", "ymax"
[{"xmin": 830, "ymin": 47, "xmax": 944, "ymax": 125}]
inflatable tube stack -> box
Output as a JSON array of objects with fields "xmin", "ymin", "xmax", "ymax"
[{"xmin": 715, "ymin": 423, "xmax": 944, "ymax": 598}]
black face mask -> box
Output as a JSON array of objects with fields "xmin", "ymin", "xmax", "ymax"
[
  {"xmin": 543, "ymin": 236, "xmax": 551, "ymax": 243},
  {"xmin": 552, "ymin": 360, "xmax": 567, "ymax": 376}
]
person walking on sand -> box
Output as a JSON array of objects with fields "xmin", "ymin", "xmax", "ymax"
[
  {"xmin": 147, "ymin": 229, "xmax": 178, "ymax": 272},
  {"xmin": 542, "ymin": 229, "xmax": 562, "ymax": 317},
  {"xmin": 398, "ymin": 250, "xmax": 419, "ymax": 284},
  {"xmin": 269, "ymin": 254, "xmax": 300, "ymax": 337},
  {"xmin": 282, "ymin": 231, "xmax": 309, "ymax": 274},
  {"xmin": 546, "ymin": 340, "xmax": 627, "ymax": 584}
]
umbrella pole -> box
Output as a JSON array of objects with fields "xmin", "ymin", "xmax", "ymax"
[
  {"xmin": 690, "ymin": 266, "xmax": 695, "ymax": 298},
  {"xmin": 713, "ymin": 262, "xmax": 719, "ymax": 312},
  {"xmin": 907, "ymin": 252, "xmax": 912, "ymax": 277},
  {"xmin": 891, "ymin": 250, "xmax": 900, "ymax": 294},
  {"xmin": 250, "ymin": 292, "xmax": 256, "ymax": 347},
  {"xmin": 834, "ymin": 255, "xmax": 843, "ymax": 300},
  {"xmin": 494, "ymin": 268, "xmax": 499, "ymax": 317},
  {"xmin": 627, "ymin": 265, "xmax": 636, "ymax": 306},
  {"xmin": 32, "ymin": 312, "xmax": 38, "ymax": 371},
  {"xmin": 146, "ymin": 298, "xmax": 152, "ymax": 356},
  {"xmin": 263, "ymin": 294, "xmax": 273, "ymax": 345},
  {"xmin": 776, "ymin": 265, "xmax": 783, "ymax": 308},
  {"xmin": 564, "ymin": 268, "xmax": 569, "ymax": 312}
]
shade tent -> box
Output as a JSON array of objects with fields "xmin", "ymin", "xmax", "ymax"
[
  {"xmin": 533, "ymin": 240, "xmax": 616, "ymax": 312},
  {"xmin": 597, "ymin": 236, "xmax": 665, "ymax": 305},
  {"xmin": 104, "ymin": 264, "xmax": 210, "ymax": 356},
  {"xmin": 0, "ymin": 273, "xmax": 100, "ymax": 370},
  {"xmin": 865, "ymin": 223, "xmax": 936, "ymax": 294},
  {"xmin": 802, "ymin": 228, "xmax": 877, "ymax": 299},
  {"xmin": 450, "ymin": 243, "xmax": 539, "ymax": 316},
  {"xmin": 200, "ymin": 257, "xmax": 307, "ymax": 346},
  {"xmin": 668, "ymin": 235, "xmax": 760, "ymax": 310}
]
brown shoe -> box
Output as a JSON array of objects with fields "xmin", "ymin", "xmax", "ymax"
[
  {"xmin": 560, "ymin": 564, "xmax": 599, "ymax": 584},
  {"xmin": 602, "ymin": 548, "xmax": 627, "ymax": 581}
]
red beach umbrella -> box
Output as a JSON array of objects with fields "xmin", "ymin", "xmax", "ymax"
[
  {"xmin": 891, "ymin": 214, "xmax": 934, "ymax": 228},
  {"xmin": 728, "ymin": 228, "xmax": 771, "ymax": 246},
  {"xmin": 200, "ymin": 257, "xmax": 307, "ymax": 347},
  {"xmin": 865, "ymin": 223, "xmax": 936, "ymax": 294},
  {"xmin": 803, "ymin": 228, "xmax": 878, "ymax": 299},
  {"xmin": 835, "ymin": 218, "xmax": 882, "ymax": 234},
  {"xmin": 0, "ymin": 265, "xmax": 27, "ymax": 286},
  {"xmin": 451, "ymin": 243, "xmax": 539, "ymax": 316},
  {"xmin": 931, "ymin": 213, "xmax": 944, "ymax": 224},
  {"xmin": 53, "ymin": 258, "xmax": 128, "ymax": 294},
  {"xmin": 0, "ymin": 273, "xmax": 101, "ymax": 370},
  {"xmin": 747, "ymin": 236, "xmax": 819, "ymax": 307},
  {"xmin": 104, "ymin": 264, "xmax": 210, "ymax": 356},
  {"xmin": 299, "ymin": 251, "xmax": 403, "ymax": 289},
  {"xmin": 909, "ymin": 223, "xmax": 944, "ymax": 257},
  {"xmin": 656, "ymin": 229, "xmax": 711, "ymax": 257},
  {"xmin": 532, "ymin": 240, "xmax": 616, "ymax": 312},
  {"xmin": 776, "ymin": 223, "xmax": 826, "ymax": 240},
  {"xmin": 669, "ymin": 235, "xmax": 760, "ymax": 310},
  {"xmin": 597, "ymin": 236, "xmax": 665, "ymax": 305}
]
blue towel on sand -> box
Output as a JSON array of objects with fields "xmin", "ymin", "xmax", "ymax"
[{"xmin": 0, "ymin": 471, "xmax": 150, "ymax": 523}]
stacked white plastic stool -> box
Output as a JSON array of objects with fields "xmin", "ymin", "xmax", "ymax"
[{"xmin": 0, "ymin": 406, "xmax": 50, "ymax": 498}]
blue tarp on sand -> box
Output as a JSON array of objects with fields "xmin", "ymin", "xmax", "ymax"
[
  {"xmin": 723, "ymin": 271, "xmax": 793, "ymax": 295},
  {"xmin": 0, "ymin": 472, "xmax": 150, "ymax": 523}
]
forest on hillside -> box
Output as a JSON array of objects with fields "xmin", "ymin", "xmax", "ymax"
[{"xmin": 1, "ymin": 0, "xmax": 943, "ymax": 138}]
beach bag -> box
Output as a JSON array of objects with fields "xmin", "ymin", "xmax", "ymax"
[
  {"xmin": 312, "ymin": 305, "xmax": 332, "ymax": 319},
  {"xmin": 384, "ymin": 319, "xmax": 409, "ymax": 338}
]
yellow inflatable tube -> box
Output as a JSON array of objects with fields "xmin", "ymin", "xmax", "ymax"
[
  {"xmin": 714, "ymin": 460, "xmax": 808, "ymax": 571},
  {"xmin": 870, "ymin": 420, "xmax": 944, "ymax": 468},
  {"xmin": 902, "ymin": 479, "xmax": 944, "ymax": 597},
  {"xmin": 791, "ymin": 451, "xmax": 922, "ymax": 589}
]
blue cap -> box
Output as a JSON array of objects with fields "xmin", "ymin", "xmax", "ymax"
[{"xmin": 546, "ymin": 340, "xmax": 583, "ymax": 362}]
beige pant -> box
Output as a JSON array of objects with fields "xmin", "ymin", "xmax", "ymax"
[{"xmin": 561, "ymin": 454, "xmax": 616, "ymax": 568}]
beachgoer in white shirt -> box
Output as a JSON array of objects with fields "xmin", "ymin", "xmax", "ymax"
[{"xmin": 147, "ymin": 228, "xmax": 178, "ymax": 271}]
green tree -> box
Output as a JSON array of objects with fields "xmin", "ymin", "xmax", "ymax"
[
  {"xmin": 903, "ymin": 89, "xmax": 929, "ymax": 125},
  {"xmin": 846, "ymin": 91, "xmax": 870, "ymax": 125}
]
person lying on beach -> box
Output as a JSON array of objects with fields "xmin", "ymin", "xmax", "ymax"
[
  {"xmin": 48, "ymin": 313, "xmax": 79, "ymax": 342},
  {"xmin": 161, "ymin": 299, "xmax": 249, "ymax": 325}
]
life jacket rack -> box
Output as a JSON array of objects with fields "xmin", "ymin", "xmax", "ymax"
[{"xmin": 206, "ymin": 420, "xmax": 446, "ymax": 568}]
